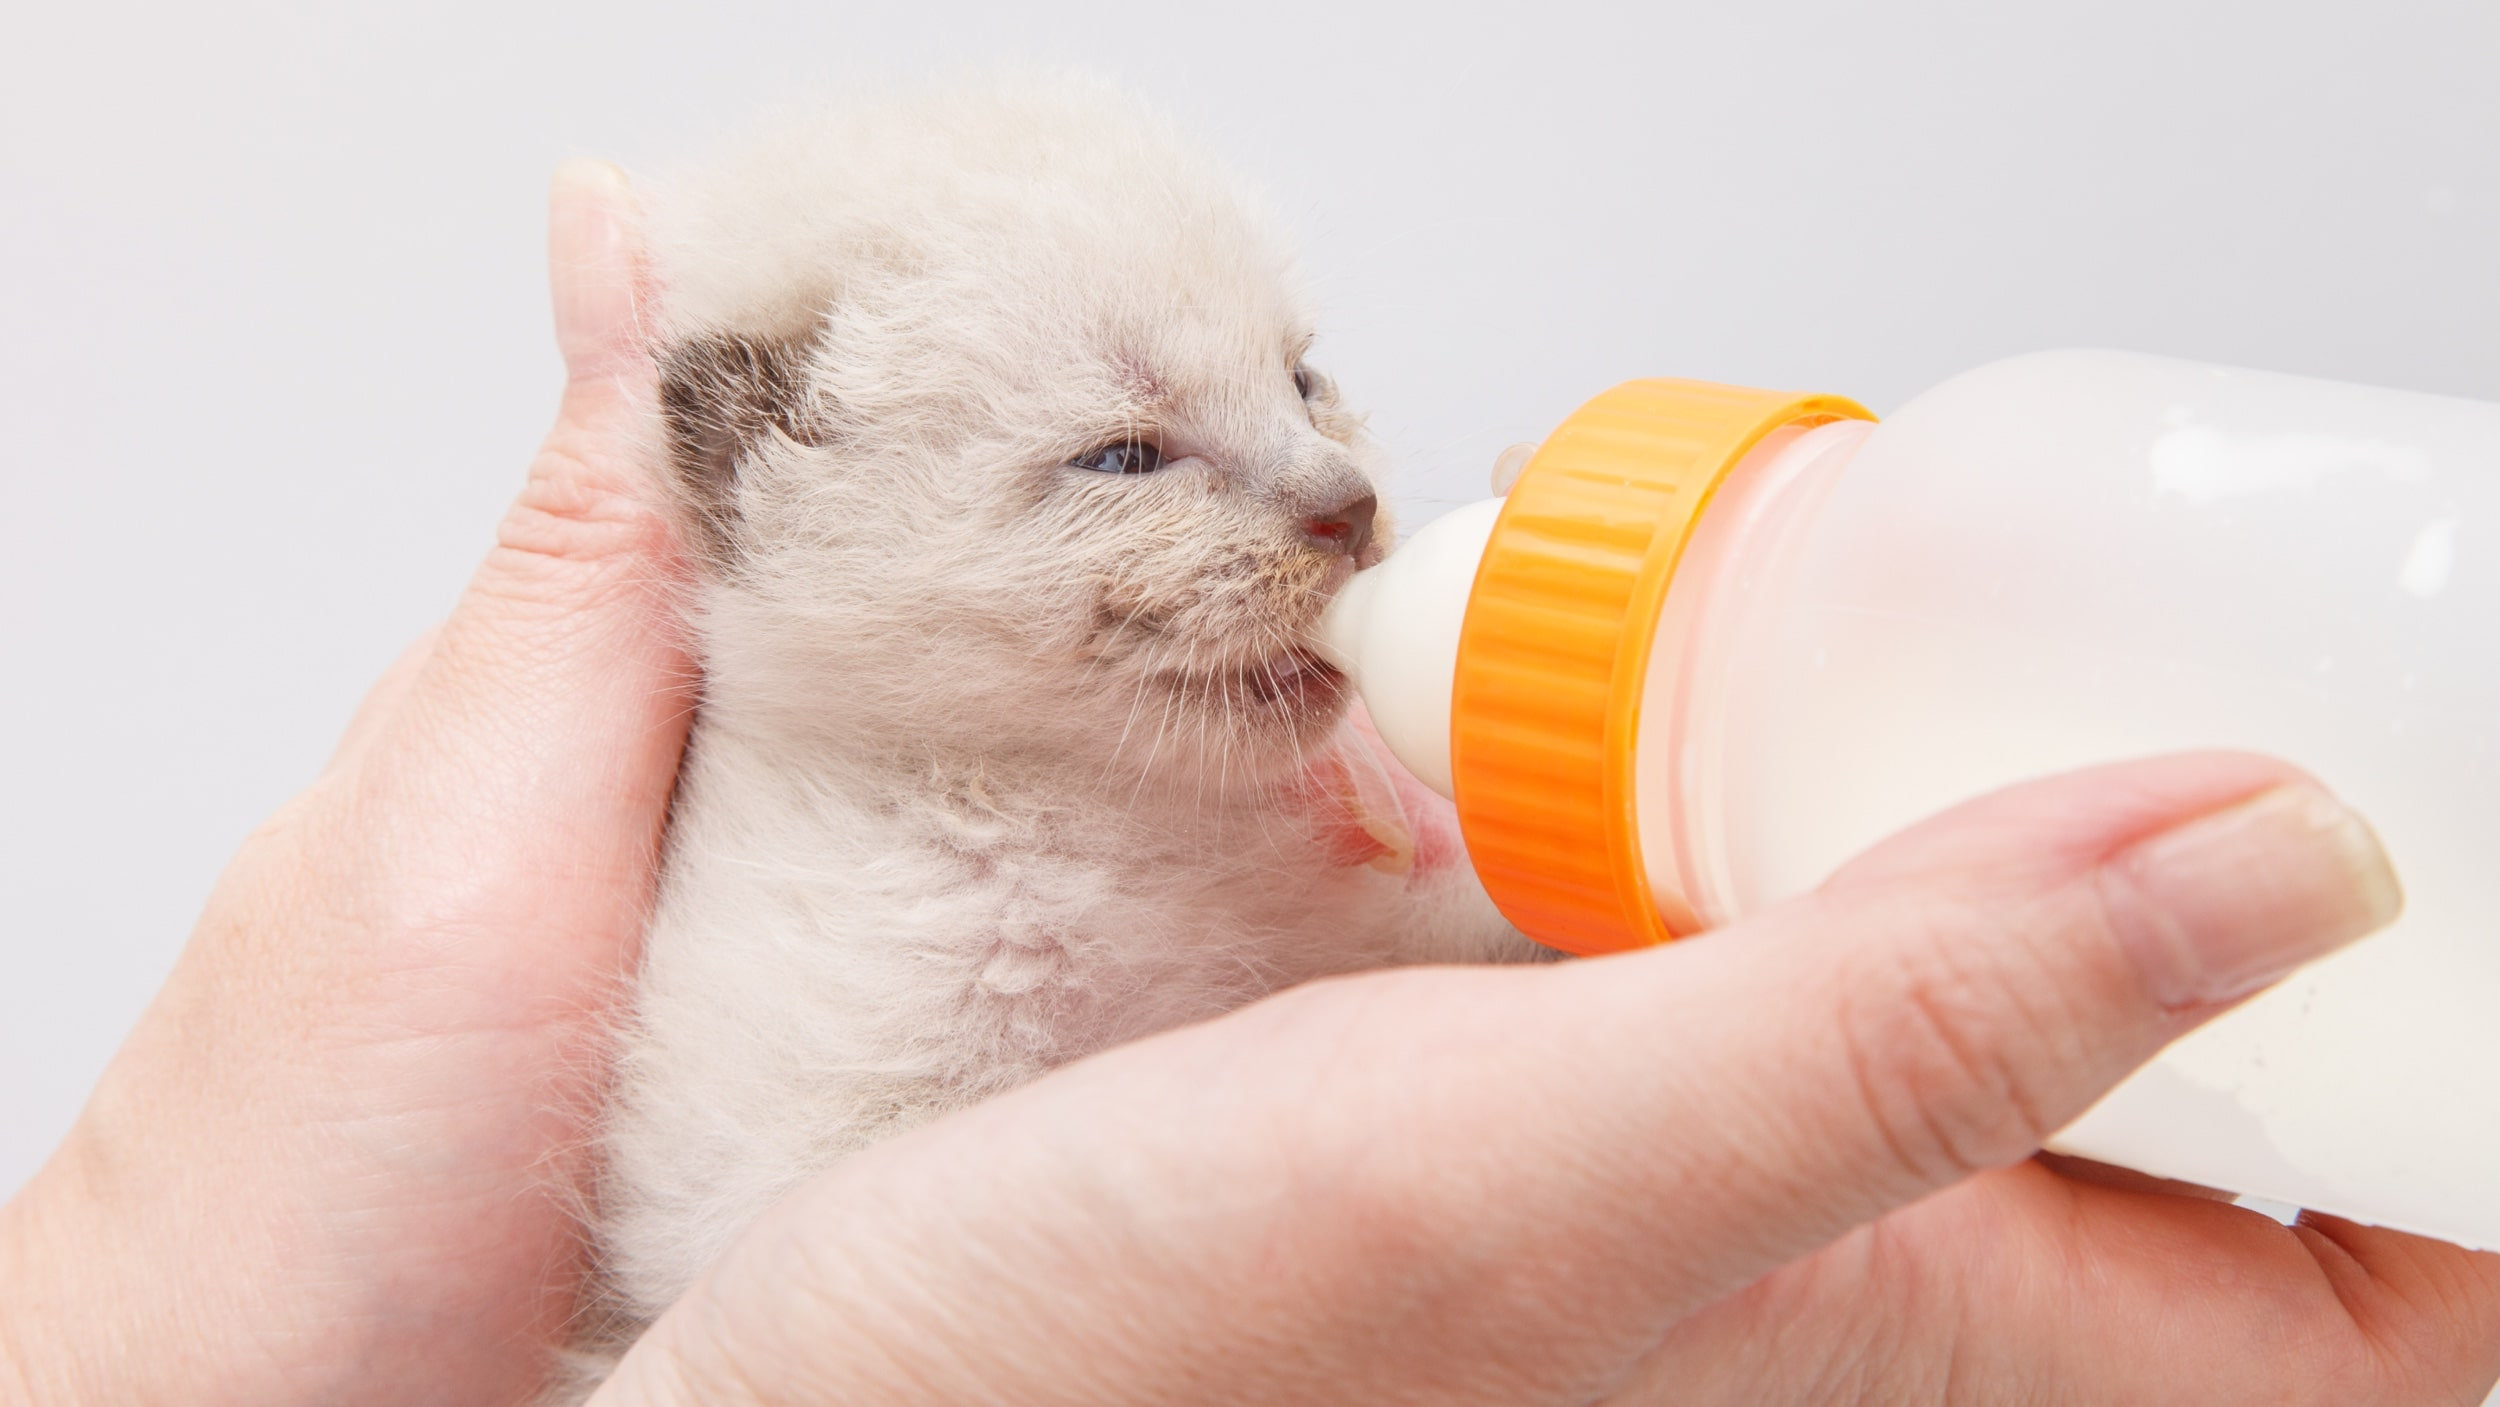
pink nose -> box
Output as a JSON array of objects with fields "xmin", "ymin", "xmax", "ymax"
[{"xmin": 1303, "ymin": 492, "xmax": 1377, "ymax": 559}]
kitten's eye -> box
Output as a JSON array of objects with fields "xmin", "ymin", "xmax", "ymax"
[
  {"xmin": 1292, "ymin": 364, "xmax": 1315, "ymax": 401},
  {"xmin": 1070, "ymin": 439, "xmax": 1166, "ymax": 475}
]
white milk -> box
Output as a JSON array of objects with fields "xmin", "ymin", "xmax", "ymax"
[{"xmin": 1321, "ymin": 349, "xmax": 2500, "ymax": 1248}]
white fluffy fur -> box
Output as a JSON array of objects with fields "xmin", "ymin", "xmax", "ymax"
[{"xmin": 587, "ymin": 75, "xmax": 1537, "ymax": 1371}]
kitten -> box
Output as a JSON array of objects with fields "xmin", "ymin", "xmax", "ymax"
[{"xmin": 586, "ymin": 74, "xmax": 1538, "ymax": 1369}]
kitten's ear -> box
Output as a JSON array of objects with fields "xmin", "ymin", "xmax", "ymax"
[{"xmin": 658, "ymin": 329, "xmax": 831, "ymax": 559}]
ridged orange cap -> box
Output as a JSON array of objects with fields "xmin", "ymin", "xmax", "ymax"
[{"xmin": 1451, "ymin": 379, "xmax": 1874, "ymax": 955}]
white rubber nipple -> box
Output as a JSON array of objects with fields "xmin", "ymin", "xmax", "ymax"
[{"xmin": 1317, "ymin": 496, "xmax": 1505, "ymax": 798}]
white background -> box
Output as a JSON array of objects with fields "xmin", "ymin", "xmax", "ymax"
[{"xmin": 3, "ymin": 0, "xmax": 2493, "ymax": 1232}]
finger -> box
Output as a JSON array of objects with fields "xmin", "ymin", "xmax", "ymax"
[
  {"xmin": 2034, "ymin": 1149, "xmax": 2239, "ymax": 1203},
  {"xmin": 324, "ymin": 625, "xmax": 440, "ymax": 768},
  {"xmin": 342, "ymin": 157, "xmax": 692, "ymax": 973},
  {"xmin": 1469, "ymin": 751, "xmax": 2402, "ymax": 1318},
  {"xmin": 1605, "ymin": 1164, "xmax": 2345, "ymax": 1407},
  {"xmin": 2290, "ymin": 1212, "xmax": 2500, "ymax": 1394},
  {"xmin": 549, "ymin": 157, "xmax": 652, "ymax": 390}
]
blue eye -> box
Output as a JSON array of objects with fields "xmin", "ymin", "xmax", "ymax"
[{"xmin": 1071, "ymin": 440, "xmax": 1166, "ymax": 474}]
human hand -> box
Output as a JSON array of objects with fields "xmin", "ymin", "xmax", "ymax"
[
  {"xmin": 10, "ymin": 160, "xmax": 2497, "ymax": 1407},
  {"xmin": 0, "ymin": 160, "xmax": 684, "ymax": 1407},
  {"xmin": 591, "ymin": 754, "xmax": 2500, "ymax": 1407}
]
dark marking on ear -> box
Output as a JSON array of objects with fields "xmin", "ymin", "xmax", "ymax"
[{"xmin": 659, "ymin": 330, "xmax": 832, "ymax": 560}]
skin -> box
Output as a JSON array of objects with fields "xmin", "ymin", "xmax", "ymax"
[{"xmin": 6, "ymin": 164, "xmax": 2499, "ymax": 1407}]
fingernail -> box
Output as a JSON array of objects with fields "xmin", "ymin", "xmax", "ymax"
[{"xmin": 2102, "ymin": 783, "xmax": 2403, "ymax": 1008}]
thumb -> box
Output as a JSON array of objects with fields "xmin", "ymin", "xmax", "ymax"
[
  {"xmin": 412, "ymin": 155, "xmax": 682, "ymax": 751},
  {"xmin": 1497, "ymin": 751, "xmax": 2402, "ymax": 1315},
  {"xmin": 343, "ymin": 157, "xmax": 691, "ymax": 920}
]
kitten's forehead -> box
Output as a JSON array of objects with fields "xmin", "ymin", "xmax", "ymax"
[
  {"xmin": 822, "ymin": 150, "xmax": 1311, "ymax": 428},
  {"xmin": 907, "ymin": 145, "xmax": 1308, "ymax": 379},
  {"xmin": 655, "ymin": 75, "xmax": 1307, "ymax": 360},
  {"xmin": 1103, "ymin": 273, "xmax": 1306, "ymax": 389}
]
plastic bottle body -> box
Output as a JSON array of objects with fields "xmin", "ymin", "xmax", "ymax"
[
  {"xmin": 1320, "ymin": 349, "xmax": 2500, "ymax": 1246},
  {"xmin": 1643, "ymin": 349, "xmax": 2500, "ymax": 1245}
]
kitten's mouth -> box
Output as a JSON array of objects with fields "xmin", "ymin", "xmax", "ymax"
[
  {"xmin": 1166, "ymin": 645, "xmax": 1347, "ymax": 721},
  {"xmin": 1241, "ymin": 647, "xmax": 1347, "ymax": 711}
]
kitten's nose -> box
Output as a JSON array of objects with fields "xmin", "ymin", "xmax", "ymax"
[{"xmin": 1303, "ymin": 492, "xmax": 1377, "ymax": 559}]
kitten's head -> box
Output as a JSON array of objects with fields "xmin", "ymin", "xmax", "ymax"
[{"xmin": 652, "ymin": 77, "xmax": 1387, "ymax": 792}]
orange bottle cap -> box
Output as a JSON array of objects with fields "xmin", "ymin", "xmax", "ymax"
[{"xmin": 1451, "ymin": 379, "xmax": 1874, "ymax": 955}]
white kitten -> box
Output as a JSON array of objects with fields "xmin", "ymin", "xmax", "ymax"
[{"xmin": 584, "ymin": 74, "xmax": 1539, "ymax": 1372}]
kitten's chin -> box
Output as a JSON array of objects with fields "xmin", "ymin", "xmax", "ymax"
[
  {"xmin": 1219, "ymin": 649, "xmax": 1351, "ymax": 748},
  {"xmin": 1129, "ymin": 645, "xmax": 1354, "ymax": 772}
]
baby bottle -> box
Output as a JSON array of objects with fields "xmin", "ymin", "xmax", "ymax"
[{"xmin": 1319, "ymin": 349, "xmax": 2500, "ymax": 1248}]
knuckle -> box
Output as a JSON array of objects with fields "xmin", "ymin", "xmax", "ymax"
[
  {"xmin": 478, "ymin": 434, "xmax": 682, "ymax": 620},
  {"xmin": 497, "ymin": 439, "xmax": 672, "ymax": 567},
  {"xmin": 1833, "ymin": 911, "xmax": 2061, "ymax": 1187}
]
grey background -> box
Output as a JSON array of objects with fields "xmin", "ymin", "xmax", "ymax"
[{"xmin": 3, "ymin": 0, "xmax": 2494, "ymax": 1207}]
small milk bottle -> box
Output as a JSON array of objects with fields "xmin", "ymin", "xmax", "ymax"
[{"xmin": 1318, "ymin": 349, "xmax": 2500, "ymax": 1248}]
